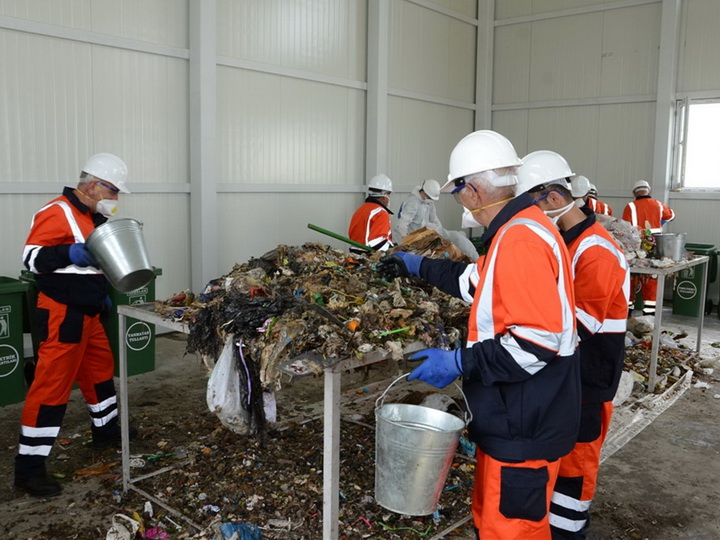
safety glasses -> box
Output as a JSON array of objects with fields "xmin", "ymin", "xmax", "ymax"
[{"xmin": 96, "ymin": 180, "xmax": 120, "ymax": 194}]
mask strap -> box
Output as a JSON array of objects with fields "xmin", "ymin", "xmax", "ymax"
[{"xmin": 471, "ymin": 197, "xmax": 514, "ymax": 214}]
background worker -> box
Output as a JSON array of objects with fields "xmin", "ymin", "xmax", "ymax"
[
  {"xmin": 395, "ymin": 179, "xmax": 443, "ymax": 239},
  {"xmin": 348, "ymin": 173, "xmax": 394, "ymax": 254},
  {"xmin": 379, "ymin": 130, "xmax": 580, "ymax": 540},
  {"xmin": 516, "ymin": 151, "xmax": 629, "ymax": 539},
  {"xmin": 15, "ymin": 153, "xmax": 130, "ymax": 497},
  {"xmin": 586, "ymin": 182, "xmax": 613, "ymax": 216},
  {"xmin": 622, "ymin": 179, "xmax": 675, "ymax": 315}
]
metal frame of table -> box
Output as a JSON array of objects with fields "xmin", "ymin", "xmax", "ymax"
[
  {"xmin": 117, "ymin": 303, "xmax": 423, "ymax": 539},
  {"xmin": 629, "ymin": 255, "xmax": 709, "ymax": 392}
]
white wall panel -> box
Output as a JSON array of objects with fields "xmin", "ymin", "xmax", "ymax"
[
  {"xmin": 493, "ymin": 23, "xmax": 531, "ymax": 105},
  {"xmin": 600, "ymin": 4, "xmax": 660, "ymax": 97},
  {"xmin": 389, "ymin": 1, "xmax": 476, "ymax": 102},
  {"xmin": 526, "ymin": 106, "xmax": 600, "ymax": 172},
  {"xmin": 0, "ymin": 0, "xmax": 188, "ymax": 47},
  {"xmin": 0, "ymin": 29, "xmax": 92, "ymax": 183},
  {"xmin": 387, "ymin": 96, "xmax": 474, "ymax": 186},
  {"xmin": 92, "ymin": 47, "xmax": 189, "ymax": 185},
  {"xmin": 0, "ymin": 0, "xmax": 91, "ymax": 30},
  {"xmin": 217, "ymin": 0, "xmax": 366, "ymax": 82},
  {"xmin": 596, "ymin": 102, "xmax": 655, "ymax": 192},
  {"xmin": 420, "ymin": 0, "xmax": 477, "ymax": 19},
  {"xmin": 2, "ymin": 195, "xmax": 57, "ymax": 281},
  {"xmin": 529, "ymin": 13, "xmax": 603, "ymax": 102},
  {"xmin": 679, "ymin": 0, "xmax": 720, "ymax": 92},
  {"xmin": 492, "ymin": 109, "xmax": 530, "ymax": 155},
  {"xmin": 216, "ymin": 193, "xmax": 361, "ymax": 273},
  {"xmin": 217, "ymin": 67, "xmax": 365, "ymax": 185}
]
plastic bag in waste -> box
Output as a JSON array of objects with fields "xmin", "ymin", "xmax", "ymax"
[
  {"xmin": 206, "ymin": 335, "xmax": 251, "ymax": 435},
  {"xmin": 219, "ymin": 521, "xmax": 263, "ymax": 539},
  {"xmin": 106, "ymin": 514, "xmax": 140, "ymax": 540}
]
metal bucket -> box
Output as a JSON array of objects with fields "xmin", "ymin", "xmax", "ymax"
[
  {"xmin": 86, "ymin": 219, "xmax": 154, "ymax": 293},
  {"xmin": 654, "ymin": 232, "xmax": 686, "ymax": 262},
  {"xmin": 374, "ymin": 374, "xmax": 471, "ymax": 516}
]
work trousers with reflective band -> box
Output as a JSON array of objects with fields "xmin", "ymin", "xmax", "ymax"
[
  {"xmin": 629, "ymin": 275, "xmax": 657, "ymax": 314},
  {"xmin": 472, "ymin": 449, "xmax": 560, "ymax": 540},
  {"xmin": 16, "ymin": 293, "xmax": 118, "ymax": 478},
  {"xmin": 549, "ymin": 401, "xmax": 614, "ymax": 539}
]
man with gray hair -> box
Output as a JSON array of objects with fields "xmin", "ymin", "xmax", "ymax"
[{"xmin": 378, "ymin": 130, "xmax": 580, "ymax": 539}]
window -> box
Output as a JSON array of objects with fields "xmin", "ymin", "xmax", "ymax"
[{"xmin": 674, "ymin": 98, "xmax": 720, "ymax": 190}]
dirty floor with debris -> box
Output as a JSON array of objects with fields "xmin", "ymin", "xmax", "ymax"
[{"xmin": 1, "ymin": 308, "xmax": 720, "ymax": 539}]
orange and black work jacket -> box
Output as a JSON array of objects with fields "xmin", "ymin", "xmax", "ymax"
[
  {"xmin": 418, "ymin": 194, "xmax": 581, "ymax": 462},
  {"xmin": 23, "ymin": 187, "xmax": 108, "ymax": 314},
  {"xmin": 587, "ymin": 196, "xmax": 612, "ymax": 216},
  {"xmin": 622, "ymin": 195, "xmax": 674, "ymax": 233},
  {"xmin": 348, "ymin": 197, "xmax": 394, "ymax": 252},
  {"xmin": 562, "ymin": 208, "xmax": 629, "ymax": 403}
]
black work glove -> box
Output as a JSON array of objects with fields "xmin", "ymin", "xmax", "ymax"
[{"xmin": 377, "ymin": 252, "xmax": 422, "ymax": 280}]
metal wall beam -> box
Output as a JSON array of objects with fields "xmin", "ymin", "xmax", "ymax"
[
  {"xmin": 475, "ymin": 0, "xmax": 494, "ymax": 129},
  {"xmin": 365, "ymin": 0, "xmax": 390, "ymax": 181},
  {"xmin": 189, "ymin": 0, "xmax": 217, "ymax": 291},
  {"xmin": 652, "ymin": 0, "xmax": 681, "ymax": 204}
]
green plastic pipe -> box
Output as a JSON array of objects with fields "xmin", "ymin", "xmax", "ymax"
[{"xmin": 307, "ymin": 223, "xmax": 374, "ymax": 252}]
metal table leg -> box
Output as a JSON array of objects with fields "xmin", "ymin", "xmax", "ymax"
[
  {"xmin": 323, "ymin": 370, "xmax": 341, "ymax": 540},
  {"xmin": 648, "ymin": 273, "xmax": 665, "ymax": 392},
  {"xmin": 696, "ymin": 259, "xmax": 708, "ymax": 352},
  {"xmin": 119, "ymin": 311, "xmax": 130, "ymax": 492}
]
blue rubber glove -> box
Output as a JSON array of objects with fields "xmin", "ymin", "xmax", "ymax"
[
  {"xmin": 407, "ymin": 348, "xmax": 463, "ymax": 388},
  {"xmin": 377, "ymin": 251, "xmax": 423, "ymax": 279},
  {"xmin": 69, "ymin": 243, "xmax": 97, "ymax": 267}
]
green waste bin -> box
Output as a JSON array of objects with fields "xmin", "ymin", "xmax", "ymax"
[
  {"xmin": 0, "ymin": 277, "xmax": 30, "ymax": 406},
  {"xmin": 104, "ymin": 267, "xmax": 162, "ymax": 377},
  {"xmin": 672, "ymin": 243, "xmax": 717, "ymax": 316}
]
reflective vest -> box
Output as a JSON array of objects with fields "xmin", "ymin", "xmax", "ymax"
[
  {"xmin": 348, "ymin": 198, "xmax": 393, "ymax": 251},
  {"xmin": 587, "ymin": 197, "xmax": 612, "ymax": 216},
  {"xmin": 622, "ymin": 195, "xmax": 674, "ymax": 233}
]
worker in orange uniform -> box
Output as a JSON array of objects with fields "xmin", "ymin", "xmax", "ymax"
[
  {"xmin": 622, "ymin": 179, "xmax": 675, "ymax": 315},
  {"xmin": 379, "ymin": 131, "xmax": 580, "ymax": 540},
  {"xmin": 348, "ymin": 173, "xmax": 394, "ymax": 254},
  {"xmin": 516, "ymin": 151, "xmax": 629, "ymax": 539},
  {"xmin": 586, "ymin": 182, "xmax": 612, "ymax": 216},
  {"xmin": 15, "ymin": 153, "xmax": 131, "ymax": 497}
]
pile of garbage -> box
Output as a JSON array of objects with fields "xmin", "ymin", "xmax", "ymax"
[{"xmin": 155, "ymin": 232, "xmax": 471, "ymax": 434}]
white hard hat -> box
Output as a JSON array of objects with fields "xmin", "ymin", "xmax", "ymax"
[
  {"xmin": 441, "ymin": 130, "xmax": 522, "ymax": 193},
  {"xmin": 633, "ymin": 179, "xmax": 651, "ymax": 192},
  {"xmin": 515, "ymin": 150, "xmax": 573, "ymax": 194},
  {"xmin": 368, "ymin": 173, "xmax": 393, "ymax": 194},
  {"xmin": 421, "ymin": 179, "xmax": 441, "ymax": 200},
  {"xmin": 571, "ymin": 175, "xmax": 592, "ymax": 198},
  {"xmin": 588, "ymin": 183, "xmax": 598, "ymax": 196},
  {"xmin": 82, "ymin": 153, "xmax": 130, "ymax": 194}
]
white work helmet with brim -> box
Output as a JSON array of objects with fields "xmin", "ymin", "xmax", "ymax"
[
  {"xmin": 570, "ymin": 175, "xmax": 591, "ymax": 198},
  {"xmin": 441, "ymin": 130, "xmax": 522, "ymax": 193},
  {"xmin": 82, "ymin": 153, "xmax": 130, "ymax": 194},
  {"xmin": 368, "ymin": 173, "xmax": 393, "ymax": 195},
  {"xmin": 421, "ymin": 179, "xmax": 441, "ymax": 200},
  {"xmin": 515, "ymin": 150, "xmax": 573, "ymax": 195},
  {"xmin": 633, "ymin": 179, "xmax": 651, "ymax": 192}
]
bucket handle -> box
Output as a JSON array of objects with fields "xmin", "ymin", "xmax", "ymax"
[{"xmin": 375, "ymin": 373, "xmax": 473, "ymax": 427}]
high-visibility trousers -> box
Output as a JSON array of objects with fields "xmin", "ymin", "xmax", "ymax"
[
  {"xmin": 16, "ymin": 293, "xmax": 118, "ymax": 478},
  {"xmin": 549, "ymin": 401, "xmax": 614, "ymax": 539},
  {"xmin": 472, "ymin": 449, "xmax": 560, "ymax": 539},
  {"xmin": 630, "ymin": 275, "xmax": 657, "ymax": 312}
]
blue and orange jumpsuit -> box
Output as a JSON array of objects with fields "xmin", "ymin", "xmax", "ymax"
[
  {"xmin": 622, "ymin": 195, "xmax": 675, "ymax": 313},
  {"xmin": 419, "ymin": 194, "xmax": 580, "ymax": 540},
  {"xmin": 348, "ymin": 197, "xmax": 393, "ymax": 254},
  {"xmin": 16, "ymin": 187, "xmax": 119, "ymax": 479},
  {"xmin": 549, "ymin": 208, "xmax": 629, "ymax": 539}
]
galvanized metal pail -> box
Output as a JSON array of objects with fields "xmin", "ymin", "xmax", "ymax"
[
  {"xmin": 86, "ymin": 218, "xmax": 154, "ymax": 293},
  {"xmin": 374, "ymin": 373, "xmax": 471, "ymax": 516},
  {"xmin": 653, "ymin": 232, "xmax": 686, "ymax": 262}
]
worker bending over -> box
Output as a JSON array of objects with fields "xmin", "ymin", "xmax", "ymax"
[
  {"xmin": 379, "ymin": 131, "xmax": 580, "ymax": 540},
  {"xmin": 622, "ymin": 180, "xmax": 675, "ymax": 315},
  {"xmin": 516, "ymin": 151, "xmax": 629, "ymax": 539},
  {"xmin": 395, "ymin": 179, "xmax": 443, "ymax": 238},
  {"xmin": 348, "ymin": 173, "xmax": 394, "ymax": 254},
  {"xmin": 16, "ymin": 153, "xmax": 130, "ymax": 497}
]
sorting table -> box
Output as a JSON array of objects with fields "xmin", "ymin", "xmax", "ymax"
[
  {"xmin": 629, "ymin": 255, "xmax": 709, "ymax": 392},
  {"xmin": 116, "ymin": 303, "xmax": 422, "ymax": 539}
]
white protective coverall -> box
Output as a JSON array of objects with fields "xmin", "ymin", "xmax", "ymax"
[{"xmin": 395, "ymin": 187, "xmax": 443, "ymax": 239}]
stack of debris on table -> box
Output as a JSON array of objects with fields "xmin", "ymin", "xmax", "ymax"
[{"xmin": 154, "ymin": 230, "xmax": 472, "ymax": 434}]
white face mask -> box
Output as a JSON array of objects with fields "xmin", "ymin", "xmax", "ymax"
[
  {"xmin": 543, "ymin": 200, "xmax": 574, "ymax": 226},
  {"xmin": 96, "ymin": 199, "xmax": 118, "ymax": 218},
  {"xmin": 461, "ymin": 207, "xmax": 481, "ymax": 228},
  {"xmin": 575, "ymin": 198, "xmax": 585, "ymax": 208}
]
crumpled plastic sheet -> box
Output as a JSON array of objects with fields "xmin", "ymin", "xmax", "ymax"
[{"xmin": 218, "ymin": 521, "xmax": 263, "ymax": 540}]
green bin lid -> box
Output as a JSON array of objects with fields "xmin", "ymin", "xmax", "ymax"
[
  {"xmin": 685, "ymin": 243, "xmax": 716, "ymax": 255},
  {"xmin": 0, "ymin": 276, "xmax": 30, "ymax": 294}
]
